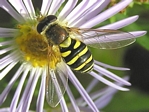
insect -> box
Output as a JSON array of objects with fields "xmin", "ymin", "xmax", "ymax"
[{"xmin": 36, "ymin": 15, "xmax": 135, "ymax": 107}]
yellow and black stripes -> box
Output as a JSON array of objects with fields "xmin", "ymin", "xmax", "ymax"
[{"xmin": 60, "ymin": 37, "xmax": 94, "ymax": 73}]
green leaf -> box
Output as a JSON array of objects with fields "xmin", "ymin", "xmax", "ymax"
[{"xmin": 103, "ymin": 89, "xmax": 149, "ymax": 111}]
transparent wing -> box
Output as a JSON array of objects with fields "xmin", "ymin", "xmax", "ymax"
[
  {"xmin": 46, "ymin": 62, "xmax": 68, "ymax": 107},
  {"xmin": 68, "ymin": 28, "xmax": 136, "ymax": 49}
]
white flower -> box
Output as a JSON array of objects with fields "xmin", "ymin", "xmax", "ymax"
[{"xmin": 0, "ymin": 0, "xmax": 146, "ymax": 112}]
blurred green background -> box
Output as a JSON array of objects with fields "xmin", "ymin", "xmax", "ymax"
[{"xmin": 0, "ymin": 0, "xmax": 149, "ymax": 112}]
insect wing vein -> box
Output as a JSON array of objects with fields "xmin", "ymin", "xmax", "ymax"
[
  {"xmin": 69, "ymin": 28, "xmax": 135, "ymax": 49},
  {"xmin": 46, "ymin": 63, "xmax": 68, "ymax": 107}
]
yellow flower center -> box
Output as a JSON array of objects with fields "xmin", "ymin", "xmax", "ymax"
[{"xmin": 15, "ymin": 20, "xmax": 61, "ymax": 68}]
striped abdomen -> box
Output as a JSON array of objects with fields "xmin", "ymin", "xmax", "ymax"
[{"xmin": 59, "ymin": 37, "xmax": 94, "ymax": 73}]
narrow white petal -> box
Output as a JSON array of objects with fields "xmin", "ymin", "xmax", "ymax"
[
  {"xmin": 100, "ymin": 15, "xmax": 139, "ymax": 29},
  {"xmin": 94, "ymin": 60, "xmax": 130, "ymax": 71},
  {"xmin": 0, "ymin": 28, "xmax": 18, "ymax": 37},
  {"xmin": 74, "ymin": 0, "xmax": 110, "ymax": 27},
  {"xmin": 22, "ymin": 68, "xmax": 41, "ymax": 112},
  {"xmin": 66, "ymin": 86, "xmax": 81, "ymax": 112},
  {"xmin": 0, "ymin": 57, "xmax": 18, "ymax": 71},
  {"xmin": 95, "ymin": 93, "xmax": 114, "ymax": 109},
  {"xmin": 86, "ymin": 78, "xmax": 99, "ymax": 93},
  {"xmin": 0, "ymin": 0, "xmax": 24, "ymax": 22},
  {"xmin": 80, "ymin": 0, "xmax": 133, "ymax": 28},
  {"xmin": 130, "ymin": 31, "xmax": 147, "ymax": 37},
  {"xmin": 77, "ymin": 78, "xmax": 99, "ymax": 105},
  {"xmin": 0, "ymin": 46, "xmax": 16, "ymax": 55},
  {"xmin": 89, "ymin": 71, "xmax": 129, "ymax": 91},
  {"xmin": 0, "ymin": 28, "xmax": 18, "ymax": 32},
  {"xmin": 16, "ymin": 68, "xmax": 36, "ymax": 111},
  {"xmin": 40, "ymin": 0, "xmax": 52, "ymax": 15},
  {"xmin": 67, "ymin": 66, "xmax": 99, "ymax": 112},
  {"xmin": 0, "ymin": 40, "xmax": 14, "ymax": 47},
  {"xmin": 10, "ymin": 67, "xmax": 30, "ymax": 112},
  {"xmin": 23, "ymin": 0, "xmax": 35, "ymax": 19},
  {"xmin": 0, "ymin": 51, "xmax": 20, "ymax": 68},
  {"xmin": 8, "ymin": 0, "xmax": 30, "ymax": 19},
  {"xmin": 92, "ymin": 77, "xmax": 129, "ymax": 101},
  {"xmin": 0, "ymin": 65, "xmax": 24, "ymax": 105},
  {"xmin": 94, "ymin": 64, "xmax": 131, "ymax": 86},
  {"xmin": 71, "ymin": 0, "xmax": 109, "ymax": 27},
  {"xmin": 59, "ymin": 0, "xmax": 78, "ymax": 21},
  {"xmin": 90, "ymin": 89, "xmax": 108, "ymax": 101},
  {"xmin": 0, "ymin": 108, "xmax": 10, "ymax": 112},
  {"xmin": 66, "ymin": 0, "xmax": 91, "ymax": 26},
  {"xmin": 79, "ymin": 84, "xmax": 112, "ymax": 107},
  {"xmin": 0, "ymin": 61, "xmax": 19, "ymax": 80},
  {"xmin": 0, "ymin": 34, "xmax": 15, "ymax": 37},
  {"xmin": 0, "ymin": 108, "xmax": 35, "ymax": 112},
  {"xmin": 95, "ymin": 76, "xmax": 130, "ymax": 109},
  {"xmin": 48, "ymin": 0, "xmax": 65, "ymax": 15},
  {"xmin": 60, "ymin": 97, "xmax": 69, "ymax": 112},
  {"xmin": 36, "ymin": 69, "xmax": 46, "ymax": 112},
  {"xmin": 57, "ymin": 63, "xmax": 79, "ymax": 111}
]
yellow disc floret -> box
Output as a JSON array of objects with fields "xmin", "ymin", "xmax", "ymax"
[{"xmin": 15, "ymin": 21, "xmax": 61, "ymax": 68}]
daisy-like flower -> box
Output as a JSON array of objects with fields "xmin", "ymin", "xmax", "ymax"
[
  {"xmin": 0, "ymin": 0, "xmax": 146, "ymax": 112},
  {"xmin": 0, "ymin": 76, "xmax": 130, "ymax": 112}
]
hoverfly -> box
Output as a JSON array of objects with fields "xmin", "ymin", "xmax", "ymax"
[{"xmin": 36, "ymin": 15, "xmax": 135, "ymax": 107}]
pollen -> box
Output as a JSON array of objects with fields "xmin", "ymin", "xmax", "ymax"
[{"xmin": 15, "ymin": 22, "xmax": 61, "ymax": 68}]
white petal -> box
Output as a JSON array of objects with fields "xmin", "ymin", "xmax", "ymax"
[
  {"xmin": 48, "ymin": 0, "xmax": 65, "ymax": 15},
  {"xmin": 78, "ymin": 88, "xmax": 106, "ymax": 107},
  {"xmin": 94, "ymin": 64, "xmax": 131, "ymax": 86},
  {"xmin": 36, "ymin": 69, "xmax": 46, "ymax": 112},
  {"xmin": 100, "ymin": 15, "xmax": 139, "ymax": 29},
  {"xmin": 22, "ymin": 68, "xmax": 41, "ymax": 112},
  {"xmin": 80, "ymin": 0, "xmax": 133, "ymax": 28},
  {"xmin": 16, "ymin": 68, "xmax": 36, "ymax": 111},
  {"xmin": 60, "ymin": 97, "xmax": 69, "ymax": 112},
  {"xmin": 0, "ymin": 56, "xmax": 18, "ymax": 70},
  {"xmin": 0, "ymin": 28, "xmax": 17, "ymax": 37},
  {"xmin": 0, "ymin": 65, "xmax": 24, "ymax": 105},
  {"xmin": 130, "ymin": 31, "xmax": 147, "ymax": 37},
  {"xmin": 73, "ymin": 0, "xmax": 110, "ymax": 27},
  {"xmin": 65, "ymin": 0, "xmax": 90, "ymax": 26},
  {"xmin": 95, "ymin": 76, "xmax": 130, "ymax": 109},
  {"xmin": 23, "ymin": 0, "xmax": 36, "ymax": 19},
  {"xmin": 0, "ymin": 61, "xmax": 19, "ymax": 80},
  {"xmin": 95, "ymin": 92, "xmax": 114, "ymax": 109},
  {"xmin": 8, "ymin": 0, "xmax": 30, "ymax": 19},
  {"xmin": 0, "ymin": 51, "xmax": 19, "ymax": 67},
  {"xmin": 40, "ymin": 0, "xmax": 52, "ymax": 15},
  {"xmin": 77, "ymin": 78, "xmax": 99, "ymax": 104},
  {"xmin": 66, "ymin": 86, "xmax": 81, "ymax": 112},
  {"xmin": 0, "ymin": 34, "xmax": 15, "ymax": 37},
  {"xmin": 0, "ymin": 108, "xmax": 10, "ymax": 112},
  {"xmin": 89, "ymin": 71, "xmax": 129, "ymax": 91},
  {"xmin": 0, "ymin": 0, "xmax": 24, "ymax": 22},
  {"xmin": 94, "ymin": 60, "xmax": 130, "ymax": 71},
  {"xmin": 0, "ymin": 28, "xmax": 18, "ymax": 33},
  {"xmin": 67, "ymin": 66, "xmax": 99, "ymax": 112},
  {"xmin": 10, "ymin": 67, "xmax": 30, "ymax": 112},
  {"xmin": 0, "ymin": 40, "xmax": 14, "ymax": 47},
  {"xmin": 86, "ymin": 78, "xmax": 99, "ymax": 93},
  {"xmin": 0, "ymin": 46, "xmax": 16, "ymax": 55},
  {"xmin": 59, "ymin": 0, "xmax": 78, "ymax": 21}
]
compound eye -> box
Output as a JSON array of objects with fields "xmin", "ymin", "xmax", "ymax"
[
  {"xmin": 36, "ymin": 15, "xmax": 57, "ymax": 34},
  {"xmin": 37, "ymin": 22, "xmax": 45, "ymax": 34}
]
